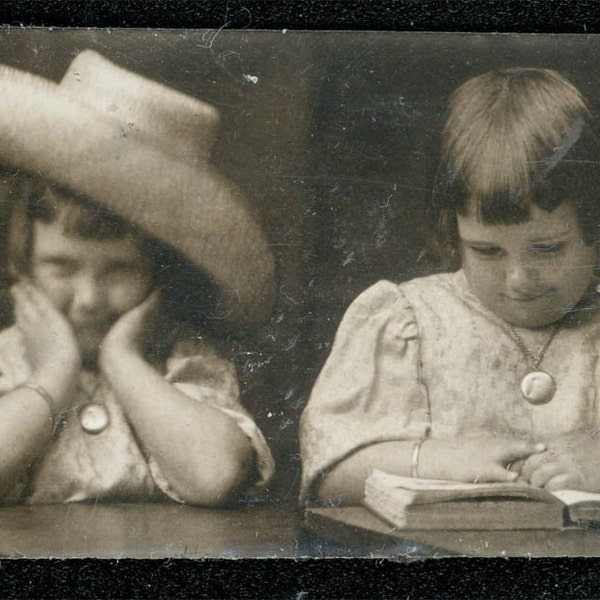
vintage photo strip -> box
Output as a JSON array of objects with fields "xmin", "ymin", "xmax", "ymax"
[{"xmin": 0, "ymin": 28, "xmax": 599, "ymax": 558}]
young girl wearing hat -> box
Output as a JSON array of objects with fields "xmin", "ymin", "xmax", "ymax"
[
  {"xmin": 0, "ymin": 51, "xmax": 275, "ymax": 505},
  {"xmin": 300, "ymin": 68, "xmax": 600, "ymax": 505}
]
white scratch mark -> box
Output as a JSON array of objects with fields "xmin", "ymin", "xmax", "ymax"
[{"xmin": 342, "ymin": 252, "xmax": 355, "ymax": 267}]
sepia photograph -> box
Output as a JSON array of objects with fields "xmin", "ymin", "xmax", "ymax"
[{"xmin": 0, "ymin": 27, "xmax": 600, "ymax": 560}]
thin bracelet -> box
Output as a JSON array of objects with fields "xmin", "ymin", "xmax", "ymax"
[
  {"xmin": 411, "ymin": 438, "xmax": 427, "ymax": 478},
  {"xmin": 16, "ymin": 383, "xmax": 59, "ymax": 435}
]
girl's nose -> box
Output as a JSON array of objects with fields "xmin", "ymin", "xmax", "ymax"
[
  {"xmin": 71, "ymin": 275, "xmax": 104, "ymax": 313},
  {"xmin": 506, "ymin": 261, "xmax": 539, "ymax": 295}
]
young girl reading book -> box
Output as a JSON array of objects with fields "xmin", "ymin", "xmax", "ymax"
[
  {"xmin": 0, "ymin": 50, "xmax": 275, "ymax": 505},
  {"xmin": 300, "ymin": 67, "xmax": 600, "ymax": 505}
]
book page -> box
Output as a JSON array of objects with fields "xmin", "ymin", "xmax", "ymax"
[
  {"xmin": 367, "ymin": 470, "xmax": 553, "ymax": 503},
  {"xmin": 551, "ymin": 489, "xmax": 600, "ymax": 506}
]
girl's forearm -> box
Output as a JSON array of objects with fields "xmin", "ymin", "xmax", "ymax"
[
  {"xmin": 101, "ymin": 349, "xmax": 254, "ymax": 506},
  {"xmin": 0, "ymin": 366, "xmax": 78, "ymax": 499},
  {"xmin": 316, "ymin": 440, "xmax": 417, "ymax": 505},
  {"xmin": 0, "ymin": 388, "xmax": 56, "ymax": 497},
  {"xmin": 317, "ymin": 435, "xmax": 542, "ymax": 505}
]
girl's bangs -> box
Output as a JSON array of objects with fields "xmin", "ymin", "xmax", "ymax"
[{"xmin": 31, "ymin": 186, "xmax": 134, "ymax": 240}]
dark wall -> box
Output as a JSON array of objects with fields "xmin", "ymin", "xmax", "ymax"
[{"xmin": 1, "ymin": 30, "xmax": 600, "ymax": 500}]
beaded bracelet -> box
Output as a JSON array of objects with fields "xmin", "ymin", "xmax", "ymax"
[
  {"xmin": 16, "ymin": 383, "xmax": 59, "ymax": 435},
  {"xmin": 411, "ymin": 439, "xmax": 427, "ymax": 479}
]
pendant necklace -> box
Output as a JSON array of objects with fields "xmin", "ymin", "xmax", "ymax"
[
  {"xmin": 77, "ymin": 377, "xmax": 110, "ymax": 434},
  {"xmin": 506, "ymin": 322, "xmax": 562, "ymax": 405}
]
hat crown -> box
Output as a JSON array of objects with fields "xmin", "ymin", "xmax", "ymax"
[{"xmin": 60, "ymin": 50, "xmax": 219, "ymax": 163}]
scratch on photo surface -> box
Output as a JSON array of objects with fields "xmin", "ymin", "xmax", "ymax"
[
  {"xmin": 280, "ymin": 285, "xmax": 298, "ymax": 305},
  {"xmin": 284, "ymin": 333, "xmax": 300, "ymax": 351}
]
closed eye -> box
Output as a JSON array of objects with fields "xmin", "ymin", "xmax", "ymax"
[
  {"xmin": 108, "ymin": 261, "xmax": 138, "ymax": 273},
  {"xmin": 468, "ymin": 245, "xmax": 505, "ymax": 258},
  {"xmin": 531, "ymin": 242, "xmax": 566, "ymax": 254},
  {"xmin": 39, "ymin": 258, "xmax": 78, "ymax": 276},
  {"xmin": 102, "ymin": 261, "xmax": 140, "ymax": 278}
]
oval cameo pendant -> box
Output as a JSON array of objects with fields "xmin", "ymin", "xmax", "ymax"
[
  {"xmin": 79, "ymin": 402, "xmax": 110, "ymax": 434},
  {"xmin": 520, "ymin": 371, "xmax": 556, "ymax": 405}
]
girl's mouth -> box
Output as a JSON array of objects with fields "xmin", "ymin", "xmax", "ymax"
[{"xmin": 505, "ymin": 291, "xmax": 550, "ymax": 302}]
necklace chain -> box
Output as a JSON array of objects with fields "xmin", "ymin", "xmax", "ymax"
[
  {"xmin": 506, "ymin": 322, "xmax": 561, "ymax": 370},
  {"xmin": 78, "ymin": 376, "xmax": 102, "ymax": 404}
]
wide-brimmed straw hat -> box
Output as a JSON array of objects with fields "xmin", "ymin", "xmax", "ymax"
[{"xmin": 0, "ymin": 50, "xmax": 274, "ymax": 328}]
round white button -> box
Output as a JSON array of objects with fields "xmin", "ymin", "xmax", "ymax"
[{"xmin": 79, "ymin": 402, "xmax": 110, "ymax": 434}]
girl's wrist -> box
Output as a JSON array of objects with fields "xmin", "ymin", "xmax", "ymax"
[
  {"xmin": 99, "ymin": 342, "xmax": 147, "ymax": 386},
  {"xmin": 100, "ymin": 339, "xmax": 142, "ymax": 373},
  {"xmin": 101, "ymin": 331, "xmax": 143, "ymax": 361},
  {"xmin": 29, "ymin": 368, "xmax": 78, "ymax": 412},
  {"xmin": 14, "ymin": 383, "xmax": 61, "ymax": 435}
]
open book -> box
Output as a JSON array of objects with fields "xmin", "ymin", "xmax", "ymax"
[{"xmin": 364, "ymin": 470, "xmax": 600, "ymax": 530}]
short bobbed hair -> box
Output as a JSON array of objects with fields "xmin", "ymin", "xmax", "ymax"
[
  {"xmin": 7, "ymin": 179, "xmax": 142, "ymax": 278},
  {"xmin": 433, "ymin": 67, "xmax": 600, "ymax": 258}
]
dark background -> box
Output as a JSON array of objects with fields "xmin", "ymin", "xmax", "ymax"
[{"xmin": 3, "ymin": 29, "xmax": 600, "ymax": 502}]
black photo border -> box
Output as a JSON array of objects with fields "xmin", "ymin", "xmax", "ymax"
[{"xmin": 1, "ymin": 1, "xmax": 600, "ymax": 598}]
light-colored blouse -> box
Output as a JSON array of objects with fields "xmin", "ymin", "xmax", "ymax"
[
  {"xmin": 300, "ymin": 270, "xmax": 600, "ymax": 502},
  {"xmin": 0, "ymin": 327, "xmax": 275, "ymax": 503}
]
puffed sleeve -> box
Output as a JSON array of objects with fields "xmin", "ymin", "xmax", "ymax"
[
  {"xmin": 148, "ymin": 337, "xmax": 275, "ymax": 500},
  {"xmin": 299, "ymin": 281, "xmax": 430, "ymax": 503}
]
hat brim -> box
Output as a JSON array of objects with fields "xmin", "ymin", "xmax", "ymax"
[{"xmin": 0, "ymin": 65, "xmax": 274, "ymax": 328}]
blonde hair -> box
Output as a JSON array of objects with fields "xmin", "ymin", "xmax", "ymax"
[
  {"xmin": 445, "ymin": 68, "xmax": 588, "ymax": 205},
  {"xmin": 6, "ymin": 179, "xmax": 139, "ymax": 278},
  {"xmin": 432, "ymin": 68, "xmax": 600, "ymax": 259}
]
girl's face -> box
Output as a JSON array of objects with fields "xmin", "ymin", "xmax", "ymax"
[
  {"xmin": 457, "ymin": 202, "xmax": 597, "ymax": 329},
  {"xmin": 29, "ymin": 218, "xmax": 153, "ymax": 361}
]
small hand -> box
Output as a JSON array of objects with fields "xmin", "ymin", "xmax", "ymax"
[
  {"xmin": 100, "ymin": 290, "xmax": 161, "ymax": 361},
  {"xmin": 10, "ymin": 280, "xmax": 80, "ymax": 409},
  {"xmin": 520, "ymin": 433, "xmax": 600, "ymax": 492},
  {"xmin": 420, "ymin": 435, "xmax": 546, "ymax": 483},
  {"xmin": 11, "ymin": 280, "xmax": 80, "ymax": 376}
]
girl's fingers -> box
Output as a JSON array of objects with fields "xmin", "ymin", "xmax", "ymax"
[
  {"xmin": 486, "ymin": 466, "xmax": 520, "ymax": 483},
  {"xmin": 124, "ymin": 290, "xmax": 160, "ymax": 329},
  {"xmin": 137, "ymin": 289, "xmax": 161, "ymax": 316},
  {"xmin": 12, "ymin": 282, "xmax": 67, "ymax": 336},
  {"xmin": 544, "ymin": 472, "xmax": 575, "ymax": 492},
  {"xmin": 10, "ymin": 283, "xmax": 26, "ymax": 300},
  {"xmin": 12, "ymin": 281, "xmax": 41, "ymax": 311},
  {"xmin": 21, "ymin": 281, "xmax": 55, "ymax": 314},
  {"xmin": 520, "ymin": 450, "xmax": 556, "ymax": 480},
  {"xmin": 10, "ymin": 284, "xmax": 37, "ymax": 321},
  {"xmin": 529, "ymin": 461, "xmax": 566, "ymax": 488},
  {"xmin": 21, "ymin": 284, "xmax": 70, "ymax": 332},
  {"xmin": 501, "ymin": 441, "xmax": 546, "ymax": 463},
  {"xmin": 507, "ymin": 458, "xmax": 525, "ymax": 474}
]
